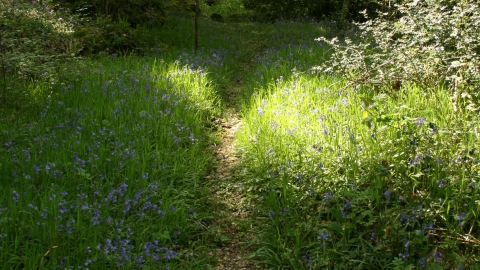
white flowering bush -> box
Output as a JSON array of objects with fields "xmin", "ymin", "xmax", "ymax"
[{"xmin": 316, "ymin": 0, "xmax": 480, "ymax": 112}]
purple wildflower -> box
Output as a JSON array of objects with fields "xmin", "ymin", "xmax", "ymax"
[
  {"xmin": 456, "ymin": 212, "xmax": 467, "ymax": 221},
  {"xmin": 419, "ymin": 257, "xmax": 426, "ymax": 268},
  {"xmin": 12, "ymin": 190, "xmax": 20, "ymax": 202},
  {"xmin": 318, "ymin": 231, "xmax": 328, "ymax": 241},
  {"xmin": 433, "ymin": 251, "xmax": 442, "ymax": 262}
]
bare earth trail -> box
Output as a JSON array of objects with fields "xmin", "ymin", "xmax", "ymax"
[
  {"xmin": 207, "ymin": 83, "xmax": 257, "ymax": 269},
  {"xmin": 202, "ymin": 24, "xmax": 270, "ymax": 269},
  {"xmin": 207, "ymin": 105, "xmax": 255, "ymax": 269}
]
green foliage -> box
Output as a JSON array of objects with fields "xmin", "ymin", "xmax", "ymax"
[
  {"xmin": 200, "ymin": 0, "xmax": 250, "ymax": 22},
  {"xmin": 241, "ymin": 0, "xmax": 381, "ymax": 20},
  {"xmin": 316, "ymin": 0, "xmax": 480, "ymax": 112},
  {"xmin": 166, "ymin": 0, "xmax": 197, "ymax": 16},
  {"xmin": 74, "ymin": 16, "xmax": 139, "ymax": 55},
  {"xmin": 225, "ymin": 13, "xmax": 250, "ymax": 22},
  {"xmin": 210, "ymin": 13, "xmax": 224, "ymax": 22},
  {"xmin": 239, "ymin": 67, "xmax": 480, "ymax": 269},
  {"xmin": 3, "ymin": 0, "xmax": 480, "ymax": 268},
  {"xmin": 53, "ymin": 0, "xmax": 167, "ymax": 55},
  {"xmin": 252, "ymin": 4, "xmax": 278, "ymax": 22},
  {"xmin": 0, "ymin": 0, "xmax": 79, "ymax": 107},
  {"xmin": 204, "ymin": 0, "xmax": 217, "ymax": 6},
  {"xmin": 55, "ymin": 0, "xmax": 167, "ymax": 27},
  {"xmin": 0, "ymin": 54, "xmax": 220, "ymax": 269},
  {"xmin": 235, "ymin": 10, "xmax": 480, "ymax": 268}
]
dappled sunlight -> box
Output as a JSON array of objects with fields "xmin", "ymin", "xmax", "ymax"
[
  {"xmin": 237, "ymin": 38, "xmax": 480, "ymax": 268},
  {"xmin": 0, "ymin": 50, "xmax": 221, "ymax": 268},
  {"xmin": 1, "ymin": 0, "xmax": 479, "ymax": 268}
]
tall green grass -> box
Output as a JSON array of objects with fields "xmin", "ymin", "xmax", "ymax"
[
  {"xmin": 0, "ymin": 50, "xmax": 220, "ymax": 268},
  {"xmin": 2, "ymin": 2, "xmax": 479, "ymax": 268},
  {"xmin": 237, "ymin": 26, "xmax": 480, "ymax": 269}
]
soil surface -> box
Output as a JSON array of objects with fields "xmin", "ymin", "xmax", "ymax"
[{"xmin": 206, "ymin": 107, "xmax": 258, "ymax": 269}]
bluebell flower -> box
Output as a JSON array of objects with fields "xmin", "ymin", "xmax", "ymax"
[
  {"xmin": 318, "ymin": 231, "xmax": 328, "ymax": 241},
  {"xmin": 165, "ymin": 249, "xmax": 177, "ymax": 261},
  {"xmin": 419, "ymin": 257, "xmax": 426, "ymax": 268},
  {"xmin": 409, "ymin": 154, "xmax": 423, "ymax": 165},
  {"xmin": 322, "ymin": 191, "xmax": 334, "ymax": 200},
  {"xmin": 433, "ymin": 251, "xmax": 442, "ymax": 262},
  {"xmin": 41, "ymin": 208, "xmax": 48, "ymax": 219},
  {"xmin": 437, "ymin": 179, "xmax": 446, "ymax": 188},
  {"xmin": 416, "ymin": 117, "xmax": 427, "ymax": 127},
  {"xmin": 302, "ymin": 252, "xmax": 313, "ymax": 266},
  {"xmin": 344, "ymin": 200, "xmax": 351, "ymax": 209},
  {"xmin": 456, "ymin": 212, "xmax": 467, "ymax": 221},
  {"xmin": 279, "ymin": 208, "xmax": 289, "ymax": 215},
  {"xmin": 12, "ymin": 190, "xmax": 20, "ymax": 202}
]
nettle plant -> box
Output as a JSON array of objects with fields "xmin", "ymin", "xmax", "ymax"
[{"xmin": 316, "ymin": 0, "xmax": 480, "ymax": 112}]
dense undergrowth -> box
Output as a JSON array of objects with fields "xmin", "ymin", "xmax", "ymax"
[
  {"xmin": 1, "ymin": 0, "xmax": 479, "ymax": 269},
  {"xmin": 235, "ymin": 1, "xmax": 480, "ymax": 269},
  {"xmin": 0, "ymin": 55, "xmax": 221, "ymax": 269}
]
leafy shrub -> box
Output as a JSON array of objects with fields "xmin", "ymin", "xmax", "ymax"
[
  {"xmin": 210, "ymin": 13, "xmax": 224, "ymax": 22},
  {"xmin": 0, "ymin": 0, "xmax": 79, "ymax": 106},
  {"xmin": 316, "ymin": 0, "xmax": 480, "ymax": 112},
  {"xmin": 166, "ymin": 0, "xmax": 197, "ymax": 16},
  {"xmin": 226, "ymin": 13, "xmax": 250, "ymax": 22},
  {"xmin": 205, "ymin": 0, "xmax": 217, "ymax": 6},
  {"xmin": 74, "ymin": 16, "xmax": 139, "ymax": 55},
  {"xmin": 252, "ymin": 4, "xmax": 277, "ymax": 22},
  {"xmin": 241, "ymin": 0, "xmax": 381, "ymax": 20},
  {"xmin": 201, "ymin": 0, "xmax": 248, "ymax": 19},
  {"xmin": 53, "ymin": 0, "xmax": 167, "ymax": 55},
  {"xmin": 55, "ymin": 0, "xmax": 167, "ymax": 27}
]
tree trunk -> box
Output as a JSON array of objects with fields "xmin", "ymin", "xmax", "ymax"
[
  {"xmin": 340, "ymin": 0, "xmax": 350, "ymax": 23},
  {"xmin": 194, "ymin": 0, "xmax": 199, "ymax": 53}
]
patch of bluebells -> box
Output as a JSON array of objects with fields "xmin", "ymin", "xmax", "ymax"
[
  {"xmin": 322, "ymin": 190, "xmax": 334, "ymax": 201},
  {"xmin": 302, "ymin": 251, "xmax": 313, "ymax": 267},
  {"xmin": 419, "ymin": 257, "xmax": 426, "ymax": 268},
  {"xmin": 398, "ymin": 241, "xmax": 410, "ymax": 259},
  {"xmin": 456, "ymin": 212, "xmax": 467, "ymax": 226},
  {"xmin": 433, "ymin": 251, "xmax": 443, "ymax": 262},
  {"xmin": 341, "ymin": 200, "xmax": 351, "ymax": 218},
  {"xmin": 422, "ymin": 222, "xmax": 435, "ymax": 237},
  {"xmin": 399, "ymin": 205, "xmax": 424, "ymax": 225},
  {"xmin": 0, "ymin": 61, "xmax": 215, "ymax": 268},
  {"xmin": 437, "ymin": 179, "xmax": 446, "ymax": 188},
  {"xmin": 318, "ymin": 231, "xmax": 328, "ymax": 247},
  {"xmin": 383, "ymin": 189, "xmax": 392, "ymax": 203}
]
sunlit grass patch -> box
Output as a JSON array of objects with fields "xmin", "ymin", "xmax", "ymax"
[
  {"xmin": 0, "ymin": 55, "xmax": 219, "ymax": 269},
  {"xmin": 238, "ymin": 64, "xmax": 480, "ymax": 268}
]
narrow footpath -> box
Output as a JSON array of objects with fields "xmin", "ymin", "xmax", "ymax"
[
  {"xmin": 207, "ymin": 106, "xmax": 256, "ymax": 269},
  {"xmin": 200, "ymin": 21, "xmax": 272, "ymax": 268},
  {"xmin": 205, "ymin": 65, "xmax": 259, "ymax": 270}
]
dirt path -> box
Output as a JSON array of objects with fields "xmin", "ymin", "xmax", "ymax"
[
  {"xmin": 202, "ymin": 22, "xmax": 271, "ymax": 268},
  {"xmin": 207, "ymin": 107, "xmax": 256, "ymax": 269},
  {"xmin": 206, "ymin": 83, "xmax": 259, "ymax": 269}
]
